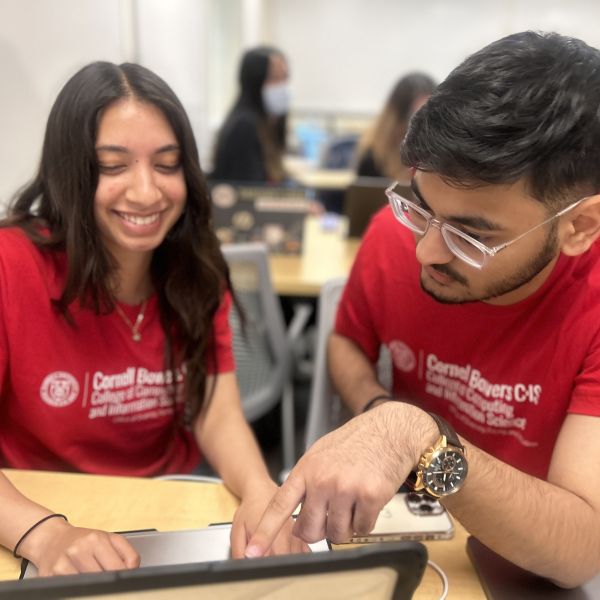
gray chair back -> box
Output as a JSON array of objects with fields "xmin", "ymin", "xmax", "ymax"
[
  {"xmin": 305, "ymin": 277, "xmax": 391, "ymax": 450},
  {"xmin": 223, "ymin": 243, "xmax": 291, "ymax": 422},
  {"xmin": 222, "ymin": 243, "xmax": 312, "ymax": 471},
  {"xmin": 305, "ymin": 278, "xmax": 350, "ymax": 449}
]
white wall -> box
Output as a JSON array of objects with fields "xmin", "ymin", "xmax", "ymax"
[
  {"xmin": 0, "ymin": 0, "xmax": 126, "ymax": 210},
  {"xmin": 135, "ymin": 0, "xmax": 210, "ymax": 163},
  {"xmin": 266, "ymin": 0, "xmax": 600, "ymax": 114},
  {"xmin": 0, "ymin": 0, "xmax": 219, "ymax": 211}
]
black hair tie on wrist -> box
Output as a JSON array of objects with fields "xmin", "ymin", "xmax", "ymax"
[
  {"xmin": 13, "ymin": 513, "xmax": 68, "ymax": 559},
  {"xmin": 362, "ymin": 394, "xmax": 397, "ymax": 413}
]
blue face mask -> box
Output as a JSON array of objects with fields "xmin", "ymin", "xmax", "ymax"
[{"xmin": 262, "ymin": 82, "xmax": 290, "ymax": 116}]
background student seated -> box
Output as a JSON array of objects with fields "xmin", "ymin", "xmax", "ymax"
[
  {"xmin": 211, "ymin": 46, "xmax": 290, "ymax": 183},
  {"xmin": 354, "ymin": 71, "xmax": 436, "ymax": 181}
]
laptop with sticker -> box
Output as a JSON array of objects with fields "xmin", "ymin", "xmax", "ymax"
[{"xmin": 210, "ymin": 182, "xmax": 312, "ymax": 254}]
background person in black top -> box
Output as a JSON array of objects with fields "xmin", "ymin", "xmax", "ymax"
[{"xmin": 211, "ymin": 46, "xmax": 289, "ymax": 182}]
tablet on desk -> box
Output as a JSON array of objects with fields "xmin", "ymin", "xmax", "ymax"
[
  {"xmin": 21, "ymin": 524, "xmax": 331, "ymax": 579},
  {"xmin": 4, "ymin": 539, "xmax": 428, "ymax": 600}
]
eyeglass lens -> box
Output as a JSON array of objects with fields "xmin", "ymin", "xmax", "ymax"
[{"xmin": 398, "ymin": 199, "xmax": 486, "ymax": 267}]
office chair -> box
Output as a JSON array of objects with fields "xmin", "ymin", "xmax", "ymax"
[
  {"xmin": 305, "ymin": 277, "xmax": 391, "ymax": 450},
  {"xmin": 223, "ymin": 243, "xmax": 312, "ymax": 471}
]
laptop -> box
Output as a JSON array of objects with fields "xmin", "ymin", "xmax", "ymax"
[
  {"xmin": 343, "ymin": 177, "xmax": 413, "ymax": 238},
  {"xmin": 2, "ymin": 536, "xmax": 428, "ymax": 600},
  {"xmin": 210, "ymin": 182, "xmax": 312, "ymax": 254},
  {"xmin": 21, "ymin": 524, "xmax": 330, "ymax": 578},
  {"xmin": 467, "ymin": 536, "xmax": 600, "ymax": 599}
]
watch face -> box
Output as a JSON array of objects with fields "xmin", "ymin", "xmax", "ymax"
[{"xmin": 424, "ymin": 448, "xmax": 468, "ymax": 496}]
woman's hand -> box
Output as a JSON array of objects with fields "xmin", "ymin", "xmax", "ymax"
[
  {"xmin": 22, "ymin": 517, "xmax": 140, "ymax": 576},
  {"xmin": 230, "ymin": 480, "xmax": 309, "ymax": 558}
]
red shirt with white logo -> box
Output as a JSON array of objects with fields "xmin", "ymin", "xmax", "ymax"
[
  {"xmin": 335, "ymin": 206, "xmax": 600, "ymax": 479},
  {"xmin": 0, "ymin": 227, "xmax": 235, "ymax": 476}
]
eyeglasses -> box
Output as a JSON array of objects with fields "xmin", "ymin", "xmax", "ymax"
[{"xmin": 385, "ymin": 181, "xmax": 586, "ymax": 269}]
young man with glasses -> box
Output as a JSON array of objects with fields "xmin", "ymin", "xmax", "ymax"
[{"xmin": 246, "ymin": 31, "xmax": 600, "ymax": 587}]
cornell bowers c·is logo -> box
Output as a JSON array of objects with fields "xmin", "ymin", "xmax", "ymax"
[
  {"xmin": 388, "ymin": 340, "xmax": 417, "ymax": 373},
  {"xmin": 40, "ymin": 371, "xmax": 80, "ymax": 407}
]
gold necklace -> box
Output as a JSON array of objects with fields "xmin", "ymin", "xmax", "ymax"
[{"xmin": 114, "ymin": 299, "xmax": 148, "ymax": 342}]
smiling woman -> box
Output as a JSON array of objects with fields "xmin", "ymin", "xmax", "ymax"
[
  {"xmin": 93, "ymin": 99, "xmax": 187, "ymax": 268},
  {"xmin": 0, "ymin": 62, "xmax": 306, "ymax": 577}
]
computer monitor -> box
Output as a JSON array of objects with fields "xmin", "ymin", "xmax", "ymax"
[
  {"xmin": 343, "ymin": 177, "xmax": 413, "ymax": 238},
  {"xmin": 0, "ymin": 542, "xmax": 428, "ymax": 600},
  {"xmin": 209, "ymin": 181, "xmax": 312, "ymax": 254}
]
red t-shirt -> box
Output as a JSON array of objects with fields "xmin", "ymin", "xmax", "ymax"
[
  {"xmin": 0, "ymin": 228, "xmax": 235, "ymax": 476},
  {"xmin": 336, "ymin": 206, "xmax": 600, "ymax": 479}
]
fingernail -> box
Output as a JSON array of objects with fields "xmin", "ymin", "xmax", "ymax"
[{"xmin": 244, "ymin": 544, "xmax": 261, "ymax": 558}]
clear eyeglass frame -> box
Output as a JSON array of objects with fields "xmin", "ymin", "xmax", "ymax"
[{"xmin": 385, "ymin": 181, "xmax": 587, "ymax": 269}]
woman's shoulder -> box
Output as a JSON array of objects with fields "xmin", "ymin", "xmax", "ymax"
[
  {"xmin": 0, "ymin": 226, "xmax": 37, "ymax": 255},
  {"xmin": 0, "ymin": 225, "xmax": 61, "ymax": 277}
]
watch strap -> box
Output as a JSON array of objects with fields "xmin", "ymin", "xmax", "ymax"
[{"xmin": 428, "ymin": 412, "xmax": 463, "ymax": 450}]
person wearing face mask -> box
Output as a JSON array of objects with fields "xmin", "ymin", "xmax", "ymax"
[
  {"xmin": 211, "ymin": 46, "xmax": 290, "ymax": 182},
  {"xmin": 355, "ymin": 72, "xmax": 437, "ymax": 182}
]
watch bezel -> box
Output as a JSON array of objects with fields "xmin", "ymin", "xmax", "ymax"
[{"xmin": 422, "ymin": 445, "xmax": 468, "ymax": 497}]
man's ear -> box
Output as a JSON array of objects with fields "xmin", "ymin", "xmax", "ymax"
[{"xmin": 561, "ymin": 195, "xmax": 600, "ymax": 256}]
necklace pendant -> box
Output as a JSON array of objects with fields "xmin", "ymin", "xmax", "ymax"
[{"xmin": 115, "ymin": 299, "xmax": 148, "ymax": 343}]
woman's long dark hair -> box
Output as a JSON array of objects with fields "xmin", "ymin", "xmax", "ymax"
[{"xmin": 5, "ymin": 61, "xmax": 229, "ymax": 419}]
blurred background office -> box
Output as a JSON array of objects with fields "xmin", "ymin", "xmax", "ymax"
[{"xmin": 3, "ymin": 0, "xmax": 600, "ymax": 212}]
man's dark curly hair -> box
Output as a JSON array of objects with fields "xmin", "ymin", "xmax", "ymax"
[{"xmin": 401, "ymin": 31, "xmax": 600, "ymax": 208}]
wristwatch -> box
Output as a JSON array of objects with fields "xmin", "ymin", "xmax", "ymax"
[{"xmin": 408, "ymin": 413, "xmax": 468, "ymax": 498}]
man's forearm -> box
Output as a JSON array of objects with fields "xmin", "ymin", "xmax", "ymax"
[
  {"xmin": 327, "ymin": 333, "xmax": 390, "ymax": 414},
  {"xmin": 442, "ymin": 442, "xmax": 600, "ymax": 587}
]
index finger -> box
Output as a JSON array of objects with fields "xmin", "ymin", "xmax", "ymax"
[
  {"xmin": 230, "ymin": 518, "xmax": 248, "ymax": 559},
  {"xmin": 244, "ymin": 474, "xmax": 305, "ymax": 558}
]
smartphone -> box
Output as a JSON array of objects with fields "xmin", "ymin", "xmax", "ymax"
[{"xmin": 345, "ymin": 492, "xmax": 454, "ymax": 544}]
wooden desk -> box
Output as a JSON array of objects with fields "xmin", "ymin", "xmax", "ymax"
[
  {"xmin": 292, "ymin": 169, "xmax": 355, "ymax": 191},
  {"xmin": 0, "ymin": 469, "xmax": 485, "ymax": 599},
  {"xmin": 284, "ymin": 156, "xmax": 355, "ymax": 191},
  {"xmin": 270, "ymin": 216, "xmax": 360, "ymax": 297}
]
